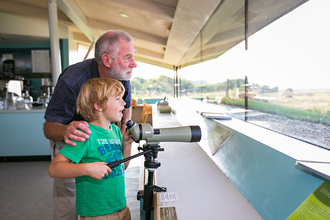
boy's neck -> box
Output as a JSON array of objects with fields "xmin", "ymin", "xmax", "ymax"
[{"xmin": 90, "ymin": 120, "xmax": 111, "ymax": 130}]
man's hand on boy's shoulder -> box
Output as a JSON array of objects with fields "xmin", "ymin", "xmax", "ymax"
[{"xmin": 64, "ymin": 121, "xmax": 92, "ymax": 146}]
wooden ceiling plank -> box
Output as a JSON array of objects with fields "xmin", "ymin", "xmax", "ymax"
[
  {"xmin": 94, "ymin": 0, "xmax": 175, "ymax": 22},
  {"xmin": 0, "ymin": 1, "xmax": 70, "ymax": 22},
  {"xmin": 88, "ymin": 19, "xmax": 167, "ymax": 46}
]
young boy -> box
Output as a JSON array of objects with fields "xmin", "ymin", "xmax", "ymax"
[{"xmin": 48, "ymin": 78, "xmax": 133, "ymax": 220}]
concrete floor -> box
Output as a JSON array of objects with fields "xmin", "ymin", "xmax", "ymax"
[{"xmin": 0, "ymin": 144, "xmax": 142, "ymax": 220}]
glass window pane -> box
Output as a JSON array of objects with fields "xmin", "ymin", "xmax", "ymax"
[
  {"xmin": 177, "ymin": 0, "xmax": 329, "ymax": 150},
  {"xmin": 246, "ymin": 0, "xmax": 330, "ymax": 149},
  {"xmin": 130, "ymin": 61, "xmax": 173, "ymax": 100}
]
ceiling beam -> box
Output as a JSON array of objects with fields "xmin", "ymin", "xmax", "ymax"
[
  {"xmin": 164, "ymin": 0, "xmax": 222, "ymax": 65},
  {"xmin": 88, "ymin": 19, "xmax": 167, "ymax": 46},
  {"xmin": 73, "ymin": 32, "xmax": 90, "ymax": 43},
  {"xmin": 95, "ymin": 0, "xmax": 175, "ymax": 22},
  {"xmin": 56, "ymin": 0, "xmax": 96, "ymax": 42}
]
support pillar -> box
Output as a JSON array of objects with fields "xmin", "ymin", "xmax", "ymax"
[{"xmin": 48, "ymin": 0, "xmax": 61, "ymax": 86}]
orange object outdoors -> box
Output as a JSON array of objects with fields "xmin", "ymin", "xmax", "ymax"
[{"xmin": 141, "ymin": 101, "xmax": 152, "ymax": 123}]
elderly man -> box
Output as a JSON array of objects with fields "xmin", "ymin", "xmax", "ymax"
[{"xmin": 43, "ymin": 30, "xmax": 137, "ymax": 220}]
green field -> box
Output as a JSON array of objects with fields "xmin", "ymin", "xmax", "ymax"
[
  {"xmin": 185, "ymin": 89, "xmax": 330, "ymax": 125},
  {"xmin": 219, "ymin": 90, "xmax": 330, "ymax": 125}
]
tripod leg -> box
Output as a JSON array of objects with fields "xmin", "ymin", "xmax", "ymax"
[
  {"xmin": 143, "ymin": 170, "xmax": 154, "ymax": 220},
  {"xmin": 142, "ymin": 170, "xmax": 167, "ymax": 220}
]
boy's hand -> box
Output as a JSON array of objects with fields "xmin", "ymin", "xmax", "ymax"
[
  {"xmin": 123, "ymin": 130, "xmax": 134, "ymax": 144},
  {"xmin": 86, "ymin": 162, "xmax": 112, "ymax": 180}
]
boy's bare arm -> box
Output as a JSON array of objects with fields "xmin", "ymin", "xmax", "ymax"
[
  {"xmin": 48, "ymin": 153, "xmax": 112, "ymax": 180},
  {"xmin": 122, "ymin": 130, "xmax": 133, "ymax": 169}
]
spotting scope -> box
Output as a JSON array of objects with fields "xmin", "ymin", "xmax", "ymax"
[{"xmin": 126, "ymin": 120, "xmax": 201, "ymax": 143}]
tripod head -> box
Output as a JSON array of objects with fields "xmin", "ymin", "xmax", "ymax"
[{"xmin": 138, "ymin": 143, "xmax": 163, "ymax": 170}]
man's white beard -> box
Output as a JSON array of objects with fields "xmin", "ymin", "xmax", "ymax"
[{"xmin": 107, "ymin": 66, "xmax": 132, "ymax": 81}]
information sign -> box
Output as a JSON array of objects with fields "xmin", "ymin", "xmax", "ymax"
[{"xmin": 287, "ymin": 181, "xmax": 330, "ymax": 219}]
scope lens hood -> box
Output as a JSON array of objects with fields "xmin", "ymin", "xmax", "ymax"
[{"xmin": 190, "ymin": 126, "xmax": 202, "ymax": 142}]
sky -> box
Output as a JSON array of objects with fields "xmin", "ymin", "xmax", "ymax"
[
  {"xmin": 132, "ymin": 0, "xmax": 330, "ymax": 91},
  {"xmin": 244, "ymin": 0, "xmax": 330, "ymax": 90}
]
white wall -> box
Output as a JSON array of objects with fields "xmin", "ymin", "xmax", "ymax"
[
  {"xmin": 68, "ymin": 29, "xmax": 79, "ymax": 65},
  {"xmin": 0, "ymin": 12, "xmax": 68, "ymax": 41}
]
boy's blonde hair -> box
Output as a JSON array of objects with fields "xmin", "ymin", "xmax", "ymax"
[{"xmin": 76, "ymin": 78, "xmax": 125, "ymax": 122}]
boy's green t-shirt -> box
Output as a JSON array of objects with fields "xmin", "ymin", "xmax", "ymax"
[{"xmin": 60, "ymin": 123, "xmax": 126, "ymax": 217}]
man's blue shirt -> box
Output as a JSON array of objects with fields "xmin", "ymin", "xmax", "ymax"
[{"xmin": 44, "ymin": 59, "xmax": 131, "ymax": 124}]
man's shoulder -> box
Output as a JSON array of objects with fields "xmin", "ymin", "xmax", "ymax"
[
  {"xmin": 59, "ymin": 59, "xmax": 93, "ymax": 84},
  {"xmin": 64, "ymin": 59, "xmax": 93, "ymax": 72}
]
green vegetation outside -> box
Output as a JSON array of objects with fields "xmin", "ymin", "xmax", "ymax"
[
  {"xmin": 221, "ymin": 97, "xmax": 330, "ymax": 125},
  {"xmin": 131, "ymin": 75, "xmax": 330, "ymax": 125}
]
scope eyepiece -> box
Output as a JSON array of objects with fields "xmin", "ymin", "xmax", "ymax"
[{"xmin": 126, "ymin": 120, "xmax": 135, "ymax": 129}]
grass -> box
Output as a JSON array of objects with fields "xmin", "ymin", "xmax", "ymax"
[{"xmin": 221, "ymin": 97, "xmax": 330, "ymax": 125}]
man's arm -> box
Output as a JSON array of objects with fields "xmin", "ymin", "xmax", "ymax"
[
  {"xmin": 43, "ymin": 121, "xmax": 91, "ymax": 146},
  {"xmin": 120, "ymin": 107, "xmax": 132, "ymax": 134}
]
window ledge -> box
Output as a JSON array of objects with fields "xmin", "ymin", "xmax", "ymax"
[
  {"xmin": 216, "ymin": 117, "xmax": 330, "ymax": 180},
  {"xmin": 170, "ymin": 98, "xmax": 330, "ymax": 181}
]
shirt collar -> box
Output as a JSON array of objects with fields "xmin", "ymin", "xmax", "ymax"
[{"xmin": 91, "ymin": 59, "xmax": 100, "ymax": 78}]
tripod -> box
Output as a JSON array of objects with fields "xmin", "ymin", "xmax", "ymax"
[{"xmin": 107, "ymin": 142, "xmax": 166, "ymax": 220}]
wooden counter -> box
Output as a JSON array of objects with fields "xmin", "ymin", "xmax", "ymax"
[{"xmin": 138, "ymin": 107, "xmax": 262, "ymax": 220}]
